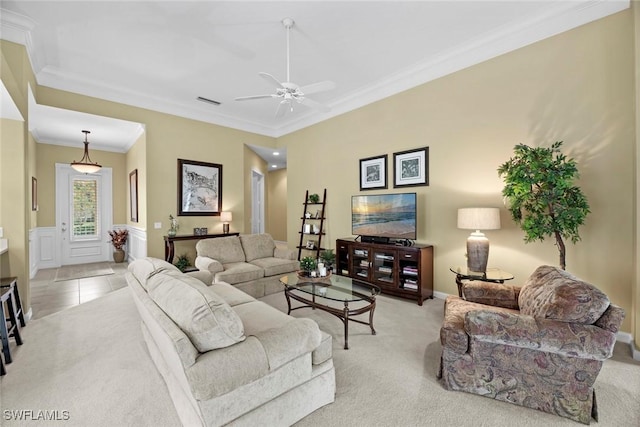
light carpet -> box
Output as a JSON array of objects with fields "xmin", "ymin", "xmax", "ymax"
[
  {"xmin": 54, "ymin": 262, "xmax": 114, "ymax": 282},
  {"xmin": 1, "ymin": 288, "xmax": 638, "ymax": 427}
]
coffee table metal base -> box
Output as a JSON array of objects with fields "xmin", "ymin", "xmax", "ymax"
[{"xmin": 284, "ymin": 288, "xmax": 376, "ymax": 350}]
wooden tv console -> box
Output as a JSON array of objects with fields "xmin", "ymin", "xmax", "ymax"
[{"xmin": 335, "ymin": 238, "xmax": 433, "ymax": 305}]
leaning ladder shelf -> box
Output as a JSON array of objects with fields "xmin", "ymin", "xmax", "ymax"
[{"xmin": 297, "ymin": 189, "xmax": 327, "ymax": 261}]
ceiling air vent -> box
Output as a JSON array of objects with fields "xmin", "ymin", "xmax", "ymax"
[{"xmin": 197, "ymin": 96, "xmax": 221, "ymax": 106}]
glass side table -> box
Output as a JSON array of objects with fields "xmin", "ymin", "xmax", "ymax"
[{"xmin": 449, "ymin": 266, "xmax": 514, "ymax": 297}]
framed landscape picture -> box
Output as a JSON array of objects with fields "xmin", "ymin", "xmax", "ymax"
[
  {"xmin": 394, "ymin": 147, "xmax": 429, "ymax": 187},
  {"xmin": 178, "ymin": 159, "xmax": 223, "ymax": 216},
  {"xmin": 359, "ymin": 154, "xmax": 388, "ymax": 190}
]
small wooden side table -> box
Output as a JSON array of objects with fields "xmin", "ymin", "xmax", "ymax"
[{"xmin": 449, "ymin": 266, "xmax": 514, "ymax": 297}]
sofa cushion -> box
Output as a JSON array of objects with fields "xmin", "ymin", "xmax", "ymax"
[
  {"xmin": 240, "ymin": 233, "xmax": 276, "ymax": 262},
  {"xmin": 249, "ymin": 257, "xmax": 300, "ymax": 277},
  {"xmin": 196, "ymin": 236, "xmax": 246, "ymax": 264},
  {"xmin": 215, "ymin": 262, "xmax": 264, "ymax": 285},
  {"xmin": 147, "ymin": 271, "xmax": 245, "ymax": 352},
  {"xmin": 209, "ymin": 282, "xmax": 256, "ymax": 307},
  {"xmin": 128, "ymin": 257, "xmax": 180, "ymax": 291},
  {"xmin": 519, "ymin": 265, "xmax": 609, "ymax": 324}
]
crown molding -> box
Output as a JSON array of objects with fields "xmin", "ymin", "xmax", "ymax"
[{"xmin": 2, "ymin": 1, "xmax": 630, "ymax": 138}]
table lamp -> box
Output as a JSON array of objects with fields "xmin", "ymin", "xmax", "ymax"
[
  {"xmin": 220, "ymin": 211, "xmax": 232, "ymax": 234},
  {"xmin": 457, "ymin": 207, "xmax": 501, "ymax": 273}
]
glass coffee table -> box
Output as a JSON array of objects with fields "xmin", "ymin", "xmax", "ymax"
[{"xmin": 280, "ymin": 273, "xmax": 380, "ymax": 349}]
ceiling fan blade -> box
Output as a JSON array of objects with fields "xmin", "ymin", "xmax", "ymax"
[
  {"xmin": 275, "ymin": 100, "xmax": 289, "ymax": 118},
  {"xmin": 235, "ymin": 94, "xmax": 278, "ymax": 101},
  {"xmin": 259, "ymin": 72, "xmax": 285, "ymax": 89},
  {"xmin": 299, "ymin": 80, "xmax": 336, "ymax": 95},
  {"xmin": 300, "ymin": 96, "xmax": 330, "ymax": 113}
]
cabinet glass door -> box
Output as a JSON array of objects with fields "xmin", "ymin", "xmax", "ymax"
[
  {"xmin": 351, "ymin": 247, "xmax": 370, "ymax": 279},
  {"xmin": 372, "ymin": 249, "xmax": 395, "ymax": 286}
]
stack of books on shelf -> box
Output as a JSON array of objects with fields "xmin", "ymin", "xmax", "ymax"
[
  {"xmin": 356, "ymin": 270, "xmax": 368, "ymax": 278},
  {"xmin": 402, "ymin": 266, "xmax": 418, "ymax": 276},
  {"xmin": 354, "ymin": 249, "xmax": 368, "ymax": 257},
  {"xmin": 375, "ymin": 254, "xmax": 394, "ymax": 261},
  {"xmin": 359, "ymin": 260, "xmax": 369, "ymax": 267},
  {"xmin": 403, "ymin": 279, "xmax": 418, "ymax": 290},
  {"xmin": 378, "ymin": 266, "xmax": 392, "ymax": 274}
]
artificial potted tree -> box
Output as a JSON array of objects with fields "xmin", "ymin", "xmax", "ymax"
[
  {"xmin": 320, "ymin": 249, "xmax": 336, "ymax": 272},
  {"xmin": 108, "ymin": 229, "xmax": 129, "ymax": 263},
  {"xmin": 498, "ymin": 141, "xmax": 590, "ymax": 270}
]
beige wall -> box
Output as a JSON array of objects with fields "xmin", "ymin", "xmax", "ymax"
[
  {"xmin": 35, "ymin": 144, "xmax": 128, "ymax": 226},
  {"xmin": 282, "ymin": 10, "xmax": 635, "ymax": 333},
  {"xmin": 35, "ymin": 87, "xmax": 275, "ymax": 262},
  {"xmin": 633, "ymin": 0, "xmax": 640, "ymax": 351},
  {"xmin": 267, "ymin": 168, "xmax": 287, "ymax": 242},
  {"xmin": 126, "ymin": 132, "xmax": 147, "ymax": 230}
]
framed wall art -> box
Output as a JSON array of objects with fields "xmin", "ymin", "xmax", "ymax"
[
  {"xmin": 359, "ymin": 154, "xmax": 388, "ymax": 190},
  {"xmin": 129, "ymin": 169, "xmax": 138, "ymax": 222},
  {"xmin": 31, "ymin": 177, "xmax": 38, "ymax": 211},
  {"xmin": 178, "ymin": 159, "xmax": 223, "ymax": 216},
  {"xmin": 394, "ymin": 147, "xmax": 429, "ymax": 187}
]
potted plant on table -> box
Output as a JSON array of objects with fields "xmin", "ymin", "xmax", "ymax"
[
  {"xmin": 299, "ymin": 256, "xmax": 317, "ymax": 277},
  {"xmin": 320, "ymin": 249, "xmax": 336, "ymax": 271},
  {"xmin": 108, "ymin": 229, "xmax": 129, "ymax": 263}
]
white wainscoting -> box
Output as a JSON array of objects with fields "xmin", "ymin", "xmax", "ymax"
[
  {"xmin": 126, "ymin": 225, "xmax": 147, "ymax": 261},
  {"xmin": 29, "ymin": 227, "xmax": 58, "ymax": 278},
  {"xmin": 30, "ymin": 225, "xmax": 147, "ymax": 275}
]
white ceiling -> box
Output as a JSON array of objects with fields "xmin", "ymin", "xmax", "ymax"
[{"xmin": 0, "ymin": 1, "xmax": 629, "ymax": 168}]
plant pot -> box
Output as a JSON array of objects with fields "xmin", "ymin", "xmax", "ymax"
[{"xmin": 113, "ymin": 248, "xmax": 125, "ymax": 263}]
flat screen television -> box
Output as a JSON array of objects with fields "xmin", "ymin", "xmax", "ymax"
[{"xmin": 352, "ymin": 193, "xmax": 417, "ymax": 240}]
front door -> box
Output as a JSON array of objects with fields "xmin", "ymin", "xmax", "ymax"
[{"xmin": 55, "ymin": 164, "xmax": 113, "ymax": 265}]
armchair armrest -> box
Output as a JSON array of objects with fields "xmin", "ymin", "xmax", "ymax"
[
  {"xmin": 195, "ymin": 256, "xmax": 224, "ymax": 274},
  {"xmin": 461, "ymin": 280, "xmax": 520, "ymax": 309},
  {"xmin": 465, "ymin": 310, "xmax": 617, "ymax": 360},
  {"xmin": 274, "ymin": 246, "xmax": 296, "ymax": 260}
]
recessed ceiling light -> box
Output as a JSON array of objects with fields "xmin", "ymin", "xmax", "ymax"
[
  {"xmin": 273, "ymin": 152, "xmax": 280, "ymax": 156},
  {"xmin": 272, "ymin": 165, "xmax": 278, "ymax": 168}
]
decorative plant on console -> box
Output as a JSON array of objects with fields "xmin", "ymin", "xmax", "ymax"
[
  {"xmin": 299, "ymin": 256, "xmax": 317, "ymax": 276},
  {"xmin": 108, "ymin": 229, "xmax": 129, "ymax": 263},
  {"xmin": 498, "ymin": 141, "xmax": 590, "ymax": 270},
  {"xmin": 168, "ymin": 214, "xmax": 179, "ymax": 237}
]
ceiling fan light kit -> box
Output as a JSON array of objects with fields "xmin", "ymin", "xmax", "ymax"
[{"xmin": 235, "ymin": 17, "xmax": 335, "ymax": 118}]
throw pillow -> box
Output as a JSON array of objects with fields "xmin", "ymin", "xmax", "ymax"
[
  {"xmin": 518, "ymin": 265, "xmax": 609, "ymax": 324},
  {"xmin": 147, "ymin": 270, "xmax": 245, "ymax": 352}
]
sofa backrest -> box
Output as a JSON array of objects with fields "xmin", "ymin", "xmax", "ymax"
[
  {"xmin": 518, "ymin": 265, "xmax": 610, "ymax": 324},
  {"xmin": 128, "ymin": 257, "xmax": 180, "ymax": 291},
  {"xmin": 240, "ymin": 233, "xmax": 276, "ymax": 262},
  {"xmin": 196, "ymin": 235, "xmax": 246, "ymax": 264}
]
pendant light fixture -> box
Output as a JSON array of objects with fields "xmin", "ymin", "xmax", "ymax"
[{"xmin": 71, "ymin": 130, "xmax": 102, "ymax": 174}]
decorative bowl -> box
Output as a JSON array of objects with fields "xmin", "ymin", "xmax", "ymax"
[{"xmin": 296, "ymin": 270, "xmax": 332, "ymax": 282}]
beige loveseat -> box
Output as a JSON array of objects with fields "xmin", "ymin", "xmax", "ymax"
[
  {"xmin": 195, "ymin": 234, "xmax": 299, "ymax": 298},
  {"xmin": 127, "ymin": 258, "xmax": 335, "ymax": 427}
]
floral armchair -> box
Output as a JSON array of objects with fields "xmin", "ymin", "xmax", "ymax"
[{"xmin": 438, "ymin": 265, "xmax": 625, "ymax": 424}]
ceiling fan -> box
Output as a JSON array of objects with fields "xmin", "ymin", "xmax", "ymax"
[{"xmin": 235, "ymin": 17, "xmax": 335, "ymax": 118}]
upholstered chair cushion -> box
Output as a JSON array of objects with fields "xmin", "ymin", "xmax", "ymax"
[
  {"xmin": 249, "ymin": 257, "xmax": 300, "ymax": 277},
  {"xmin": 128, "ymin": 257, "xmax": 180, "ymax": 291},
  {"xmin": 239, "ymin": 233, "xmax": 276, "ymax": 262},
  {"xmin": 214, "ymin": 262, "xmax": 264, "ymax": 285},
  {"xmin": 519, "ymin": 265, "xmax": 610, "ymax": 324},
  {"xmin": 196, "ymin": 236, "xmax": 246, "ymax": 264},
  {"xmin": 147, "ymin": 270, "xmax": 245, "ymax": 352}
]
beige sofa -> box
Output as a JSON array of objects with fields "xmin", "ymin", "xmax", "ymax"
[
  {"xmin": 195, "ymin": 234, "xmax": 299, "ymax": 298},
  {"xmin": 127, "ymin": 257, "xmax": 335, "ymax": 427}
]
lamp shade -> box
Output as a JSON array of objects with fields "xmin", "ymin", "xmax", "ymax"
[
  {"xmin": 220, "ymin": 211, "xmax": 232, "ymax": 222},
  {"xmin": 457, "ymin": 208, "xmax": 501, "ymax": 231}
]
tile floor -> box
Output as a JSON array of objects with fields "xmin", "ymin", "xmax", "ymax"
[{"xmin": 29, "ymin": 262, "xmax": 129, "ymax": 320}]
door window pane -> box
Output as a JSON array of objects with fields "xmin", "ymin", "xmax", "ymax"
[{"xmin": 72, "ymin": 178, "xmax": 99, "ymax": 238}]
